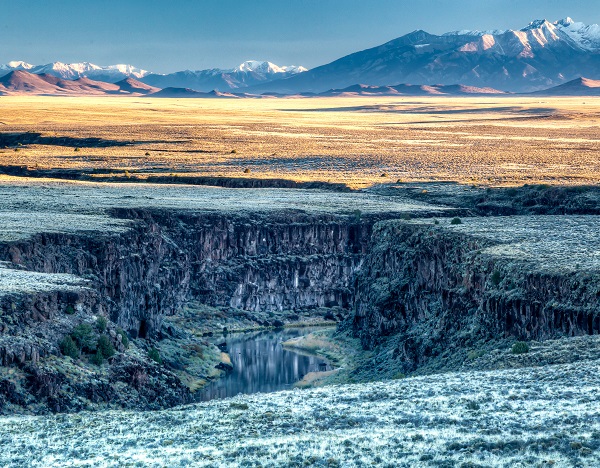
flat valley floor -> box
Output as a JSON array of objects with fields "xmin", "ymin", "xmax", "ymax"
[{"xmin": 0, "ymin": 95, "xmax": 599, "ymax": 187}]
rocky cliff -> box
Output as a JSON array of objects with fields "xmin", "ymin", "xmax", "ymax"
[
  {"xmin": 0, "ymin": 207, "xmax": 375, "ymax": 412},
  {"xmin": 2, "ymin": 182, "xmax": 600, "ymax": 413},
  {"xmin": 351, "ymin": 217, "xmax": 600, "ymax": 373},
  {"xmin": 0, "ymin": 210, "xmax": 370, "ymax": 339}
]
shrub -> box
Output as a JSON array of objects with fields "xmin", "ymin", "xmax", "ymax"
[
  {"xmin": 74, "ymin": 147, "xmax": 80, "ymax": 152},
  {"xmin": 491, "ymin": 270, "xmax": 502, "ymax": 286},
  {"xmin": 72, "ymin": 324, "xmax": 96, "ymax": 351},
  {"xmin": 117, "ymin": 329, "xmax": 129, "ymax": 349},
  {"xmin": 466, "ymin": 400, "xmax": 481, "ymax": 411},
  {"xmin": 231, "ymin": 149, "xmax": 237, "ymax": 154},
  {"xmin": 96, "ymin": 316, "xmax": 108, "ymax": 333},
  {"xmin": 466, "ymin": 349, "xmax": 485, "ymax": 361},
  {"xmin": 60, "ymin": 336, "xmax": 79, "ymax": 359},
  {"xmin": 243, "ymin": 168, "xmax": 251, "ymax": 174},
  {"xmin": 511, "ymin": 341, "xmax": 530, "ymax": 355},
  {"xmin": 229, "ymin": 402, "xmax": 249, "ymax": 410},
  {"xmin": 148, "ymin": 347, "xmax": 162, "ymax": 364},
  {"xmin": 145, "ymin": 152, "xmax": 150, "ymax": 156},
  {"xmin": 65, "ymin": 305, "xmax": 75, "ymax": 315},
  {"xmin": 380, "ymin": 172, "xmax": 388, "ymax": 177},
  {"xmin": 90, "ymin": 349, "xmax": 104, "ymax": 366},
  {"xmin": 97, "ymin": 335, "xmax": 115, "ymax": 359},
  {"xmin": 450, "ymin": 217, "xmax": 462, "ymax": 225}
]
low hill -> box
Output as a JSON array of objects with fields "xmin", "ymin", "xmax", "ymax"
[
  {"xmin": 534, "ymin": 77, "xmax": 600, "ymax": 95},
  {"xmin": 148, "ymin": 87, "xmax": 239, "ymax": 98},
  {"xmin": 318, "ymin": 83, "xmax": 505, "ymax": 97},
  {"xmin": 0, "ymin": 70, "xmax": 161, "ymax": 96},
  {"xmin": 115, "ymin": 77, "xmax": 160, "ymax": 95}
]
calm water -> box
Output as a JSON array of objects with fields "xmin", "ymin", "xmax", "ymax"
[{"xmin": 197, "ymin": 327, "xmax": 333, "ymax": 401}]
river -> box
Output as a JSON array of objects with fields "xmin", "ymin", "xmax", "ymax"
[{"xmin": 197, "ymin": 327, "xmax": 333, "ymax": 401}]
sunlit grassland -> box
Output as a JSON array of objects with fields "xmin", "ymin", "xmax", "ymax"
[{"xmin": 0, "ymin": 95, "xmax": 599, "ymax": 188}]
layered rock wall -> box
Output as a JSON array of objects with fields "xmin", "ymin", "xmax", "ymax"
[
  {"xmin": 352, "ymin": 220, "xmax": 600, "ymax": 371},
  {"xmin": 0, "ymin": 210, "xmax": 369, "ymax": 340}
]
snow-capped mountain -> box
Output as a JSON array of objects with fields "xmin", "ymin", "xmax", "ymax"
[
  {"xmin": 0, "ymin": 61, "xmax": 34, "ymax": 72},
  {"xmin": 233, "ymin": 60, "xmax": 307, "ymax": 75},
  {"xmin": 0, "ymin": 60, "xmax": 307, "ymax": 91},
  {"xmin": 0, "ymin": 61, "xmax": 149, "ymax": 82},
  {"xmin": 247, "ymin": 17, "xmax": 600, "ymax": 93},
  {"xmin": 140, "ymin": 60, "xmax": 307, "ymax": 91},
  {"xmin": 556, "ymin": 17, "xmax": 600, "ymax": 50}
]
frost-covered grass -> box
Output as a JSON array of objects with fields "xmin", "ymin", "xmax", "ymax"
[
  {"xmin": 0, "ymin": 179, "xmax": 446, "ymax": 220},
  {"xmin": 0, "ymin": 264, "xmax": 88, "ymax": 295},
  {"xmin": 0, "ymin": 212, "xmax": 132, "ymax": 242},
  {"xmin": 2, "ymin": 358, "xmax": 599, "ymax": 467},
  {"xmin": 412, "ymin": 215, "xmax": 600, "ymax": 272}
]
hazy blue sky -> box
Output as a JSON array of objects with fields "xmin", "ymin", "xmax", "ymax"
[{"xmin": 1, "ymin": 0, "xmax": 598, "ymax": 72}]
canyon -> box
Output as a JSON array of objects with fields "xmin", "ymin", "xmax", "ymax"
[{"xmin": 1, "ymin": 179, "xmax": 599, "ymax": 414}]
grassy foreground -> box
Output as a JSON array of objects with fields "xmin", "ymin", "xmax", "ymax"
[{"xmin": 1, "ymin": 356, "xmax": 598, "ymax": 467}]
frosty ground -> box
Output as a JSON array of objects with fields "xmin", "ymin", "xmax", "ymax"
[{"xmin": 1, "ymin": 354, "xmax": 599, "ymax": 467}]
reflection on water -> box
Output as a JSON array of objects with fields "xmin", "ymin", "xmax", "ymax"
[{"xmin": 197, "ymin": 328, "xmax": 332, "ymax": 401}]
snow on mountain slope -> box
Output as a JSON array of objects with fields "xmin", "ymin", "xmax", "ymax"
[
  {"xmin": 556, "ymin": 17, "xmax": 600, "ymax": 50},
  {"xmin": 0, "ymin": 61, "xmax": 149, "ymax": 82},
  {"xmin": 234, "ymin": 60, "xmax": 307, "ymax": 74},
  {"xmin": 140, "ymin": 61, "xmax": 307, "ymax": 91},
  {"xmin": 247, "ymin": 17, "xmax": 600, "ymax": 94},
  {"xmin": 0, "ymin": 61, "xmax": 34, "ymax": 71}
]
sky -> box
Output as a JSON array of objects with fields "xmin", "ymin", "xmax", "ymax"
[{"xmin": 1, "ymin": 0, "xmax": 598, "ymax": 73}]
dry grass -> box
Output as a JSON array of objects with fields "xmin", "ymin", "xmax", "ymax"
[{"xmin": 0, "ymin": 96, "xmax": 599, "ymax": 188}]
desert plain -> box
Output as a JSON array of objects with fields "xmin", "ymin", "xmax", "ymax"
[{"xmin": 0, "ymin": 95, "xmax": 599, "ymax": 187}]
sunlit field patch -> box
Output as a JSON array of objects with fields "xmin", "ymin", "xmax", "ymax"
[{"xmin": 0, "ymin": 96, "xmax": 598, "ymax": 189}]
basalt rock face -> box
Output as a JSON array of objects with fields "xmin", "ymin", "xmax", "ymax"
[
  {"xmin": 0, "ymin": 288, "xmax": 98, "ymax": 367},
  {"xmin": 0, "ymin": 208, "xmax": 371, "ymax": 412},
  {"xmin": 0, "ymin": 224, "xmax": 190, "ymax": 340},
  {"xmin": 103, "ymin": 210, "xmax": 370, "ymax": 326},
  {"xmin": 0, "ymin": 210, "xmax": 369, "ymax": 338},
  {"xmin": 352, "ymin": 220, "xmax": 600, "ymax": 373}
]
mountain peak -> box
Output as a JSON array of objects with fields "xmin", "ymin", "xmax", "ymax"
[
  {"xmin": 557, "ymin": 17, "xmax": 575, "ymax": 26},
  {"xmin": 4, "ymin": 61, "xmax": 33, "ymax": 70},
  {"xmin": 522, "ymin": 19, "xmax": 554, "ymax": 31},
  {"xmin": 233, "ymin": 61, "xmax": 307, "ymax": 74}
]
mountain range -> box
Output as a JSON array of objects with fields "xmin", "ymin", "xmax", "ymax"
[
  {"xmin": 0, "ymin": 71, "xmax": 159, "ymax": 96},
  {"xmin": 0, "ymin": 60, "xmax": 307, "ymax": 92},
  {"xmin": 248, "ymin": 17, "xmax": 600, "ymax": 94},
  {"xmin": 2, "ymin": 69, "xmax": 598, "ymax": 98},
  {"xmin": 1, "ymin": 17, "xmax": 599, "ymax": 95}
]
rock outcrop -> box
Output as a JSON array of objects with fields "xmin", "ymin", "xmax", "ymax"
[
  {"xmin": 2, "ymin": 183, "xmax": 600, "ymax": 413},
  {"xmin": 0, "ymin": 208, "xmax": 373, "ymax": 413},
  {"xmin": 351, "ymin": 218, "xmax": 600, "ymax": 373}
]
